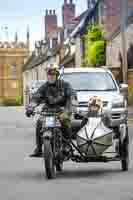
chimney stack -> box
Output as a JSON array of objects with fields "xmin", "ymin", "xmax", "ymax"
[
  {"xmin": 62, "ymin": 0, "xmax": 75, "ymax": 28},
  {"xmin": 49, "ymin": 10, "xmax": 52, "ymax": 15},
  {"xmin": 64, "ymin": 0, "xmax": 67, "ymax": 5},
  {"xmin": 46, "ymin": 9, "xmax": 48, "ymax": 15},
  {"xmin": 45, "ymin": 9, "xmax": 57, "ymax": 41},
  {"xmin": 70, "ymin": 0, "xmax": 73, "ymax": 4}
]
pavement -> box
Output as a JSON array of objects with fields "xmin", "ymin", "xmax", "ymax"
[
  {"xmin": 128, "ymin": 106, "xmax": 133, "ymax": 117},
  {"xmin": 0, "ymin": 107, "xmax": 133, "ymax": 200}
]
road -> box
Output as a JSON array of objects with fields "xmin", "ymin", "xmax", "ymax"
[{"xmin": 0, "ymin": 107, "xmax": 133, "ymax": 200}]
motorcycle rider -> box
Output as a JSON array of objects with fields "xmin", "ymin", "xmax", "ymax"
[{"xmin": 25, "ymin": 63, "xmax": 74, "ymax": 157}]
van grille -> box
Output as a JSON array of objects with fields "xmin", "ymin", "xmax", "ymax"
[
  {"xmin": 79, "ymin": 101, "xmax": 108, "ymax": 107},
  {"xmin": 112, "ymin": 113, "xmax": 121, "ymax": 119}
]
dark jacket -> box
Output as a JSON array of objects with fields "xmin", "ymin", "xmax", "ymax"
[{"xmin": 30, "ymin": 79, "xmax": 73, "ymax": 112}]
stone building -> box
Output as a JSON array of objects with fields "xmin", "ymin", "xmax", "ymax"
[{"xmin": 0, "ymin": 30, "xmax": 30, "ymax": 104}]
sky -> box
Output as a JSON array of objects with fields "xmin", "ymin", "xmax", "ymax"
[{"xmin": 0, "ymin": 0, "xmax": 87, "ymax": 49}]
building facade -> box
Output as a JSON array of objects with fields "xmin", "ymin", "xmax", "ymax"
[{"xmin": 0, "ymin": 34, "xmax": 29, "ymax": 104}]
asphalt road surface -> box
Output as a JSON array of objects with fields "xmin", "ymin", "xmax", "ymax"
[{"xmin": 0, "ymin": 107, "xmax": 133, "ymax": 200}]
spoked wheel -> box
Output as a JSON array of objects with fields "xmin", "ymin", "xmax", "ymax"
[
  {"xmin": 54, "ymin": 129, "xmax": 64, "ymax": 172},
  {"xmin": 43, "ymin": 139, "xmax": 56, "ymax": 179},
  {"xmin": 120, "ymin": 126, "xmax": 129, "ymax": 171}
]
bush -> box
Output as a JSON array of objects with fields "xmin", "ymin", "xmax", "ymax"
[
  {"xmin": 2, "ymin": 96, "xmax": 22, "ymax": 106},
  {"xmin": 84, "ymin": 25, "xmax": 105, "ymax": 42},
  {"xmin": 83, "ymin": 24, "xmax": 106, "ymax": 67},
  {"xmin": 128, "ymin": 86, "xmax": 133, "ymax": 105},
  {"xmin": 88, "ymin": 41, "xmax": 106, "ymax": 67}
]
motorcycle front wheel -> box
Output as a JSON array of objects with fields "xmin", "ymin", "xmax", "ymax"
[{"xmin": 43, "ymin": 139, "xmax": 56, "ymax": 179}]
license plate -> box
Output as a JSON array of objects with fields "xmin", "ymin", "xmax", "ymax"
[{"xmin": 45, "ymin": 116, "xmax": 55, "ymax": 127}]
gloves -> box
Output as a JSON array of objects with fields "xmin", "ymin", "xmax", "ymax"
[{"xmin": 25, "ymin": 106, "xmax": 34, "ymax": 117}]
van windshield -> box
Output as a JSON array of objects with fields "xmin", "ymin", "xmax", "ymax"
[{"xmin": 61, "ymin": 72, "xmax": 117, "ymax": 91}]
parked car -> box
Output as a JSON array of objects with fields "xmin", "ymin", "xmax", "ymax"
[{"xmin": 61, "ymin": 67, "xmax": 128, "ymax": 130}]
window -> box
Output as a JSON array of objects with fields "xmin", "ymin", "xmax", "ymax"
[
  {"xmin": 61, "ymin": 72, "xmax": 117, "ymax": 91},
  {"xmin": 10, "ymin": 64, "xmax": 17, "ymax": 79}
]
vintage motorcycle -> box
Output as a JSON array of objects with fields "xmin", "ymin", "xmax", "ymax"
[{"xmin": 32, "ymin": 104, "xmax": 129, "ymax": 179}]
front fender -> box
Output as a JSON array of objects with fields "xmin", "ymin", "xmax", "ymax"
[{"xmin": 42, "ymin": 130, "xmax": 52, "ymax": 140}]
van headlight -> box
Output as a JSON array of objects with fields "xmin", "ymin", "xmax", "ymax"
[{"xmin": 112, "ymin": 96, "xmax": 125, "ymax": 108}]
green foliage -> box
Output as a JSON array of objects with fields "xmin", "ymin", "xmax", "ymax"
[
  {"xmin": 2, "ymin": 96, "xmax": 22, "ymax": 106},
  {"xmin": 86, "ymin": 25, "xmax": 105, "ymax": 42},
  {"xmin": 83, "ymin": 24, "xmax": 106, "ymax": 67},
  {"xmin": 87, "ymin": 41, "xmax": 106, "ymax": 67}
]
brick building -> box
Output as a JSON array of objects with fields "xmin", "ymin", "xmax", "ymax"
[
  {"xmin": 100, "ymin": 0, "xmax": 121, "ymax": 40},
  {"xmin": 0, "ymin": 32, "xmax": 29, "ymax": 104},
  {"xmin": 87, "ymin": 0, "xmax": 97, "ymax": 9},
  {"xmin": 45, "ymin": 9, "xmax": 58, "ymax": 41},
  {"xmin": 62, "ymin": 0, "xmax": 75, "ymax": 28},
  {"xmin": 99, "ymin": 0, "xmax": 133, "ymax": 83},
  {"xmin": 62, "ymin": 0, "xmax": 76, "ymax": 37}
]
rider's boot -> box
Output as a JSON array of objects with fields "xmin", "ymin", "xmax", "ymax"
[
  {"xmin": 30, "ymin": 145, "xmax": 42, "ymax": 157},
  {"xmin": 30, "ymin": 120, "xmax": 42, "ymax": 157}
]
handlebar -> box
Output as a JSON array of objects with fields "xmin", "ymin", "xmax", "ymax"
[{"xmin": 33, "ymin": 107, "xmax": 65, "ymax": 116}]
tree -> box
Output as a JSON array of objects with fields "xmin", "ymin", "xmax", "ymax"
[
  {"xmin": 88, "ymin": 41, "xmax": 106, "ymax": 67},
  {"xmin": 83, "ymin": 25, "xmax": 106, "ymax": 67},
  {"xmin": 87, "ymin": 25, "xmax": 105, "ymax": 42}
]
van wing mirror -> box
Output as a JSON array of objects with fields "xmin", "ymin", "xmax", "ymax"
[{"xmin": 120, "ymin": 83, "xmax": 128, "ymax": 96}]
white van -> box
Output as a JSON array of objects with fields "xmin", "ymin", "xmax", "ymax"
[{"xmin": 61, "ymin": 67, "xmax": 128, "ymax": 129}]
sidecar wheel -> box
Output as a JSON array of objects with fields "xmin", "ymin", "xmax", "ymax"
[
  {"xmin": 121, "ymin": 142, "xmax": 129, "ymax": 171},
  {"xmin": 121, "ymin": 128, "xmax": 129, "ymax": 171},
  {"xmin": 43, "ymin": 139, "xmax": 56, "ymax": 179}
]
